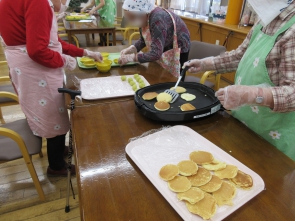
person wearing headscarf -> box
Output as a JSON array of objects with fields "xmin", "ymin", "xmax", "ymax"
[
  {"xmin": 0, "ymin": 0, "xmax": 102, "ymax": 176},
  {"xmin": 184, "ymin": 0, "xmax": 295, "ymax": 161},
  {"xmin": 119, "ymin": 0, "xmax": 190, "ymax": 78}
]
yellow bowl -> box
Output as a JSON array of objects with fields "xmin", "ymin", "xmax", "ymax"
[
  {"xmin": 101, "ymin": 52, "xmax": 109, "ymax": 57},
  {"xmin": 96, "ymin": 60, "xmax": 112, "ymax": 72}
]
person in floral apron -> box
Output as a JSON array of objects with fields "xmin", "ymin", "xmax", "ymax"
[
  {"xmin": 184, "ymin": 0, "xmax": 295, "ymax": 161},
  {"xmin": 0, "ymin": 0, "xmax": 102, "ymax": 176},
  {"xmin": 119, "ymin": 0, "xmax": 190, "ymax": 78}
]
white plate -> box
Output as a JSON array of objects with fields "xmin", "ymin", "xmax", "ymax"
[
  {"xmin": 125, "ymin": 125, "xmax": 265, "ymax": 221},
  {"xmin": 80, "ymin": 76, "xmax": 150, "ymax": 100}
]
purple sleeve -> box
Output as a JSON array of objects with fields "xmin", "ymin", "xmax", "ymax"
[{"xmin": 137, "ymin": 16, "xmax": 167, "ymax": 63}]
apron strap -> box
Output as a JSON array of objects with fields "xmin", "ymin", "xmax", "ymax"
[
  {"xmin": 160, "ymin": 7, "xmax": 179, "ymax": 50},
  {"xmin": 273, "ymin": 15, "xmax": 295, "ymax": 37}
]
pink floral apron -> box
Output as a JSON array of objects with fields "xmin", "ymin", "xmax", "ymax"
[
  {"xmin": 1, "ymin": 2, "xmax": 70, "ymax": 138},
  {"xmin": 141, "ymin": 8, "xmax": 181, "ymax": 78}
]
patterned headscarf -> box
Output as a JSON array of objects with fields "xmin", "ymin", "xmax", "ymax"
[{"xmin": 122, "ymin": 0, "xmax": 155, "ymax": 13}]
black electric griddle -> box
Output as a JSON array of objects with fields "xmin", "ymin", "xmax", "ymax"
[{"xmin": 134, "ymin": 82, "xmax": 221, "ymax": 122}]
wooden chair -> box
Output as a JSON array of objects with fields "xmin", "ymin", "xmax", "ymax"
[
  {"xmin": 185, "ymin": 41, "xmax": 227, "ymax": 91},
  {"xmin": 0, "ymin": 61, "xmax": 19, "ymax": 124},
  {"xmin": 0, "ymin": 119, "xmax": 45, "ymax": 201},
  {"xmin": 58, "ymin": 27, "xmax": 80, "ymax": 48}
]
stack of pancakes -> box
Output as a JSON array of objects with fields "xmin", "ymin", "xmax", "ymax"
[{"xmin": 159, "ymin": 150, "xmax": 253, "ymax": 220}]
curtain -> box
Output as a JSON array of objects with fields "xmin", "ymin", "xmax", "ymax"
[{"xmin": 170, "ymin": 0, "xmax": 184, "ymax": 10}]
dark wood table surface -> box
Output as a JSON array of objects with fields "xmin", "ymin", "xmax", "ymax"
[
  {"xmin": 67, "ymin": 46, "xmax": 295, "ymax": 221},
  {"xmin": 64, "ymin": 46, "xmax": 176, "ymax": 106},
  {"xmin": 63, "ymin": 16, "xmax": 116, "ymax": 46}
]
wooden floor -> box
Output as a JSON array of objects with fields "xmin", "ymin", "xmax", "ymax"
[{"xmin": 0, "ymin": 35, "xmax": 230, "ymax": 220}]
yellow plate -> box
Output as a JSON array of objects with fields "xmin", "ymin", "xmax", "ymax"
[{"xmin": 113, "ymin": 58, "xmax": 119, "ymax": 64}]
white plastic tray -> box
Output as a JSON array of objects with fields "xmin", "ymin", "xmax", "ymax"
[
  {"xmin": 125, "ymin": 125, "xmax": 265, "ymax": 221},
  {"xmin": 80, "ymin": 75, "xmax": 150, "ymax": 100}
]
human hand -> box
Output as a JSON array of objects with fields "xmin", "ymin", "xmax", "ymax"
[
  {"xmin": 215, "ymin": 85, "xmax": 273, "ymax": 110},
  {"xmin": 89, "ymin": 9, "xmax": 96, "ymax": 15},
  {"xmin": 56, "ymin": 12, "xmax": 67, "ymax": 21},
  {"xmin": 118, "ymin": 54, "xmax": 137, "ymax": 66},
  {"xmin": 120, "ymin": 45, "xmax": 137, "ymax": 56},
  {"xmin": 183, "ymin": 57, "xmax": 215, "ymax": 73},
  {"xmin": 84, "ymin": 50, "xmax": 103, "ymax": 62},
  {"xmin": 61, "ymin": 54, "xmax": 77, "ymax": 70}
]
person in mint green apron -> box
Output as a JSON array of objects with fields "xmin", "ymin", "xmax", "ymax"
[{"xmin": 184, "ymin": 1, "xmax": 295, "ymax": 161}]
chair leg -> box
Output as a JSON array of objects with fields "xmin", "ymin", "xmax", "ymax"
[
  {"xmin": 0, "ymin": 108, "xmax": 5, "ymax": 124},
  {"xmin": 25, "ymin": 156, "xmax": 45, "ymax": 200},
  {"xmin": 39, "ymin": 149, "xmax": 43, "ymax": 158}
]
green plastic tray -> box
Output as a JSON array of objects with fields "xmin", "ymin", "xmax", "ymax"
[{"xmin": 77, "ymin": 53, "xmax": 137, "ymax": 69}]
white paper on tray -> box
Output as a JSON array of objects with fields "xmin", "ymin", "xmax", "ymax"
[
  {"xmin": 80, "ymin": 75, "xmax": 150, "ymax": 100},
  {"xmin": 125, "ymin": 125, "xmax": 265, "ymax": 221}
]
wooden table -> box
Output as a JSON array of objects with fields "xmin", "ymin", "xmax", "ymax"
[
  {"xmin": 63, "ymin": 17, "xmax": 116, "ymax": 46},
  {"xmin": 67, "ymin": 46, "xmax": 295, "ymax": 220},
  {"xmin": 64, "ymin": 46, "xmax": 176, "ymax": 106}
]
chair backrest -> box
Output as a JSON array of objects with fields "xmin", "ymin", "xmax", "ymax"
[{"xmin": 188, "ymin": 41, "xmax": 226, "ymax": 60}]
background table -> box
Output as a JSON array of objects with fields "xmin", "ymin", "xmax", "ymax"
[
  {"xmin": 66, "ymin": 47, "xmax": 295, "ymax": 220},
  {"xmin": 63, "ymin": 17, "xmax": 116, "ymax": 46}
]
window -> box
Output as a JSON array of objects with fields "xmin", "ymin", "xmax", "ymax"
[{"xmin": 170, "ymin": 0, "xmax": 222, "ymax": 16}]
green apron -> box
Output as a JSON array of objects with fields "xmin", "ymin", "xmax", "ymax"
[
  {"xmin": 95, "ymin": 0, "xmax": 116, "ymax": 24},
  {"xmin": 232, "ymin": 16, "xmax": 295, "ymax": 161}
]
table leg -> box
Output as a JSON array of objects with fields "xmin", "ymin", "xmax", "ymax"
[
  {"xmin": 106, "ymin": 33, "xmax": 109, "ymax": 46},
  {"xmin": 113, "ymin": 30, "xmax": 116, "ymax": 46},
  {"xmin": 67, "ymin": 32, "xmax": 72, "ymax": 44},
  {"xmin": 85, "ymin": 34, "xmax": 90, "ymax": 46}
]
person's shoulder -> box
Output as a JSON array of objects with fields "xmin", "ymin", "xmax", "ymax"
[{"xmin": 149, "ymin": 7, "xmax": 168, "ymax": 23}]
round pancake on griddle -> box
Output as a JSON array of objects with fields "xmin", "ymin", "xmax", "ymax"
[
  {"xmin": 186, "ymin": 192, "xmax": 217, "ymax": 220},
  {"xmin": 157, "ymin": 92, "xmax": 172, "ymax": 102},
  {"xmin": 189, "ymin": 151, "xmax": 214, "ymax": 164},
  {"xmin": 170, "ymin": 86, "xmax": 186, "ymax": 93},
  {"xmin": 199, "ymin": 175, "xmax": 222, "ymax": 193},
  {"xmin": 231, "ymin": 170, "xmax": 253, "ymax": 189},
  {"xmin": 177, "ymin": 187, "xmax": 205, "ymax": 204},
  {"xmin": 215, "ymin": 165, "xmax": 238, "ymax": 179},
  {"xmin": 177, "ymin": 160, "xmax": 198, "ymax": 176},
  {"xmin": 212, "ymin": 181, "xmax": 237, "ymax": 206},
  {"xmin": 142, "ymin": 92, "xmax": 158, "ymax": 100},
  {"xmin": 187, "ymin": 167, "xmax": 212, "ymax": 187},
  {"xmin": 181, "ymin": 93, "xmax": 196, "ymax": 101},
  {"xmin": 202, "ymin": 159, "xmax": 227, "ymax": 171},
  {"xmin": 180, "ymin": 103, "xmax": 196, "ymax": 111},
  {"xmin": 154, "ymin": 101, "xmax": 170, "ymax": 111},
  {"xmin": 159, "ymin": 164, "xmax": 179, "ymax": 181},
  {"xmin": 168, "ymin": 176, "xmax": 192, "ymax": 193}
]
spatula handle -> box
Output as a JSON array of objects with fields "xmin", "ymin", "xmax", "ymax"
[{"xmin": 174, "ymin": 65, "xmax": 190, "ymax": 89}]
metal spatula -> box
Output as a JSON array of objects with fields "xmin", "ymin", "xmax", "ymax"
[{"xmin": 164, "ymin": 65, "xmax": 190, "ymax": 103}]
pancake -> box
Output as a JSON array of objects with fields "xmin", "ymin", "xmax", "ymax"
[
  {"xmin": 170, "ymin": 86, "xmax": 187, "ymax": 93},
  {"xmin": 212, "ymin": 181, "xmax": 237, "ymax": 206},
  {"xmin": 177, "ymin": 160, "xmax": 198, "ymax": 176},
  {"xmin": 199, "ymin": 175, "xmax": 222, "ymax": 193},
  {"xmin": 157, "ymin": 92, "xmax": 172, "ymax": 102},
  {"xmin": 168, "ymin": 176, "xmax": 192, "ymax": 192},
  {"xmin": 154, "ymin": 101, "xmax": 170, "ymax": 111},
  {"xmin": 180, "ymin": 103, "xmax": 196, "ymax": 111},
  {"xmin": 142, "ymin": 92, "xmax": 158, "ymax": 100},
  {"xmin": 187, "ymin": 167, "xmax": 212, "ymax": 187},
  {"xmin": 186, "ymin": 192, "xmax": 217, "ymax": 220},
  {"xmin": 159, "ymin": 164, "xmax": 179, "ymax": 181},
  {"xmin": 181, "ymin": 93, "xmax": 196, "ymax": 101},
  {"xmin": 215, "ymin": 165, "xmax": 238, "ymax": 179},
  {"xmin": 190, "ymin": 151, "xmax": 214, "ymax": 164},
  {"xmin": 231, "ymin": 170, "xmax": 253, "ymax": 189},
  {"xmin": 177, "ymin": 187, "xmax": 205, "ymax": 204},
  {"xmin": 202, "ymin": 160, "xmax": 227, "ymax": 171}
]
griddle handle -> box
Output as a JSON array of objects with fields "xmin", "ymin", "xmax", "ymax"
[{"xmin": 58, "ymin": 88, "xmax": 81, "ymax": 99}]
